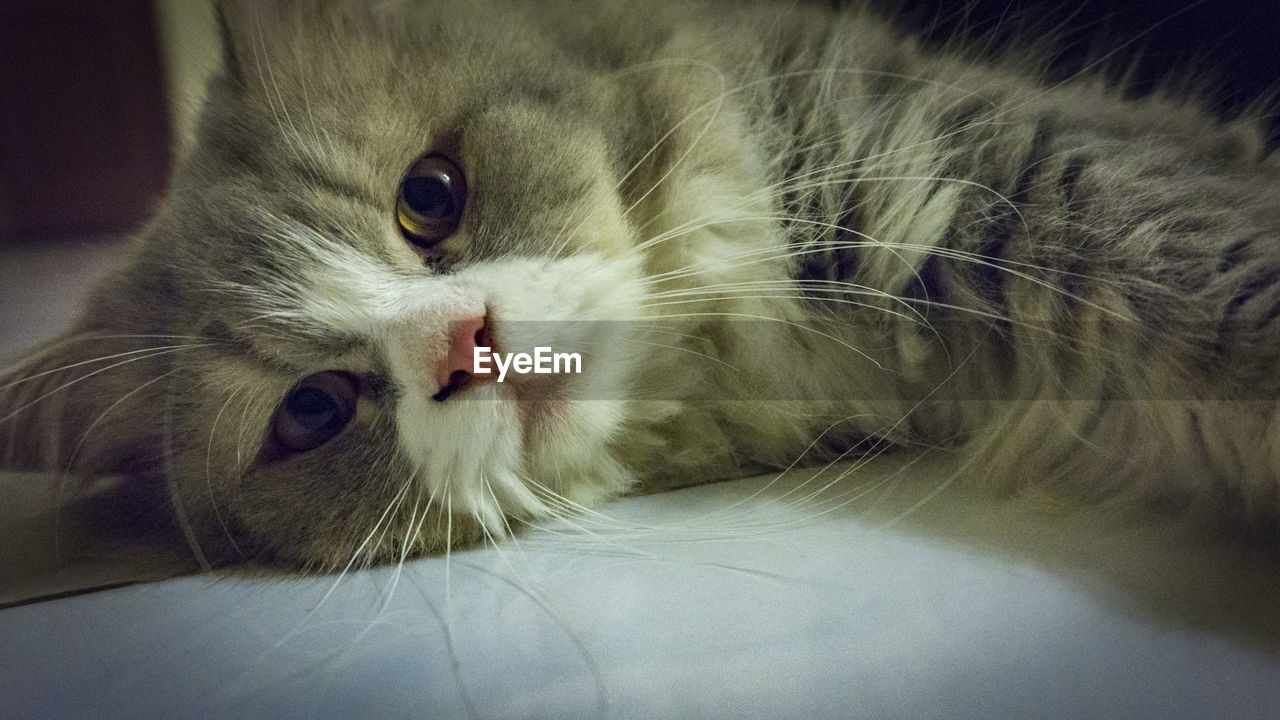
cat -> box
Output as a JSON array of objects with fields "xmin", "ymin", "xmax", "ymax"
[{"xmin": 2, "ymin": 0, "xmax": 1278, "ymax": 571}]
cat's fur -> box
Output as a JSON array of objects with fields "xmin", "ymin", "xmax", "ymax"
[{"xmin": 2, "ymin": 0, "xmax": 1279, "ymax": 569}]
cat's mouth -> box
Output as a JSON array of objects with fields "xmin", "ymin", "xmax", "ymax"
[
  {"xmin": 511, "ymin": 375, "xmax": 570, "ymax": 440},
  {"xmin": 431, "ymin": 370, "xmax": 474, "ymax": 403}
]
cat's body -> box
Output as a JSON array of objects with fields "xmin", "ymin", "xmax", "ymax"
[{"xmin": 3, "ymin": 0, "xmax": 1279, "ymax": 568}]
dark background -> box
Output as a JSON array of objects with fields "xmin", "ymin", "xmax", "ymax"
[
  {"xmin": 1, "ymin": 0, "xmax": 1276, "ymax": 245},
  {"xmin": 876, "ymin": 0, "xmax": 1280, "ymax": 138},
  {"xmin": 0, "ymin": 0, "xmax": 171, "ymax": 244}
]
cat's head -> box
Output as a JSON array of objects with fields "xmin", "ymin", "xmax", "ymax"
[{"xmin": 0, "ymin": 0, "xmax": 777, "ymax": 568}]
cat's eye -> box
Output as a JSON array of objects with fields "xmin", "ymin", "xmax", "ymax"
[
  {"xmin": 396, "ymin": 154, "xmax": 467, "ymax": 247},
  {"xmin": 273, "ymin": 372, "xmax": 358, "ymax": 453}
]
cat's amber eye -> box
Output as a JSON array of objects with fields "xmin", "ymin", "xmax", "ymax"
[
  {"xmin": 273, "ymin": 372, "xmax": 358, "ymax": 453},
  {"xmin": 396, "ymin": 154, "xmax": 467, "ymax": 247}
]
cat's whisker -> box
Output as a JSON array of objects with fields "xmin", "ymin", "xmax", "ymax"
[
  {"xmin": 364, "ymin": 481, "xmax": 424, "ymax": 628},
  {"xmin": 303, "ymin": 478, "xmax": 413, "ymax": 625},
  {"xmin": 160, "ymin": 374, "xmax": 213, "ymax": 573},
  {"xmin": 646, "ymin": 276, "xmax": 902, "ymax": 301},
  {"xmin": 608, "ymin": 58, "xmax": 728, "ymax": 191},
  {"xmin": 641, "ymin": 294, "xmax": 933, "ymax": 344},
  {"xmin": 519, "ymin": 472, "xmax": 680, "ymax": 546},
  {"xmin": 879, "ymin": 446, "xmax": 977, "ymax": 526},
  {"xmin": 611, "ymin": 63, "xmax": 996, "ymax": 217},
  {"xmin": 625, "ymin": 321, "xmax": 735, "ymax": 346},
  {"xmin": 641, "ymin": 278, "xmax": 935, "ymax": 333},
  {"xmin": 367, "ymin": 475, "xmax": 414, "ymax": 570},
  {"xmin": 0, "ymin": 342, "xmax": 216, "ymax": 393},
  {"xmin": 666, "ymin": 439, "xmax": 903, "ymax": 537},
  {"xmin": 619, "ymin": 95, "xmax": 1016, "ymax": 245},
  {"xmin": 224, "ymin": 480, "xmax": 415, "ymax": 690},
  {"xmin": 677, "ymin": 424, "xmax": 940, "ymax": 536},
  {"xmin": 610, "ymin": 66, "xmax": 977, "ymax": 240},
  {"xmin": 639, "ymin": 310, "xmax": 889, "ymax": 370},
  {"xmin": 471, "ymin": 477, "xmax": 545, "ymax": 593},
  {"xmin": 618, "ymin": 67, "xmax": 730, "ymax": 223},
  {"xmin": 768, "ymin": 450, "xmax": 933, "ymax": 530},
  {"xmin": 632, "ymin": 172, "xmax": 1028, "ymax": 256},
  {"xmin": 523, "ymin": 461, "xmax": 879, "ymax": 545},
  {"xmin": 436, "ymin": 555, "xmax": 612, "ymax": 716},
  {"xmin": 624, "ymin": 199, "xmax": 1107, "ymax": 322},
  {"xmin": 551, "ymin": 57, "xmax": 729, "ymax": 250},
  {"xmin": 521, "ymin": 497, "xmax": 671, "ymax": 558},
  {"xmin": 45, "ymin": 368, "xmax": 184, "ymax": 568},
  {"xmin": 250, "ymin": 15, "xmax": 324, "ymax": 181},
  {"xmin": 396, "ymin": 572, "xmax": 483, "ymax": 720},
  {"xmin": 635, "ymin": 219, "xmax": 908, "ymax": 288},
  {"xmin": 525, "ymin": 480, "xmax": 655, "ymax": 533},
  {"xmin": 293, "ymin": 54, "xmax": 341, "ymax": 171},
  {"xmin": 232, "ymin": 389, "xmax": 253, "ymax": 474},
  {"xmin": 640, "ymin": 217, "xmax": 1128, "ymax": 321},
  {"xmin": 645, "ymin": 254, "xmax": 916, "ymax": 319},
  {"xmin": 640, "ymin": 288, "xmax": 1120, "ymax": 356},
  {"xmin": 771, "ymin": 345, "xmax": 994, "ymax": 523},
  {"xmin": 623, "ymin": 117, "xmax": 1003, "ymax": 241},
  {"xmin": 482, "ymin": 474, "xmax": 516, "ymax": 542},
  {"xmin": 565, "ymin": 333, "xmax": 738, "ymax": 371},
  {"xmin": 688, "ymin": 414, "xmax": 887, "ymax": 523},
  {"xmin": 0, "ymin": 344, "xmax": 215, "ymax": 426},
  {"xmin": 408, "ymin": 479, "xmax": 435, "ymax": 559},
  {"xmin": 774, "ymin": 440, "xmax": 913, "ymax": 519},
  {"xmin": 204, "ymin": 383, "xmax": 251, "ymax": 563},
  {"xmin": 641, "ymin": 286, "xmax": 918, "ymax": 318},
  {"xmin": 442, "ymin": 487, "xmax": 460, "ymax": 621},
  {"xmin": 615, "ymin": 336, "xmax": 738, "ymax": 370},
  {"xmin": 5, "ymin": 333, "xmax": 219, "ymax": 350},
  {"xmin": 637, "ymin": 236, "xmax": 884, "ymax": 281}
]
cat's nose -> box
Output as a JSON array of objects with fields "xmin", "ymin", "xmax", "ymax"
[{"xmin": 432, "ymin": 314, "xmax": 493, "ymax": 402}]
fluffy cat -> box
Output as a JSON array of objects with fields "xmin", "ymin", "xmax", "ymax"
[{"xmin": 2, "ymin": 0, "xmax": 1278, "ymax": 570}]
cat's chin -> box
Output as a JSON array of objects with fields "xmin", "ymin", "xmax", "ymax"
[{"xmin": 511, "ymin": 375, "xmax": 570, "ymax": 442}]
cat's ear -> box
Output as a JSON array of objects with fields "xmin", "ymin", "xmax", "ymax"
[
  {"xmin": 215, "ymin": 0, "xmax": 246, "ymax": 85},
  {"xmin": 214, "ymin": 0, "xmax": 290, "ymax": 87},
  {"xmin": 0, "ymin": 328, "xmax": 170, "ymax": 477}
]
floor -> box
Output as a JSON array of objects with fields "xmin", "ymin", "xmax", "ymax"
[{"xmin": 5, "ymin": 235, "xmax": 1280, "ymax": 718}]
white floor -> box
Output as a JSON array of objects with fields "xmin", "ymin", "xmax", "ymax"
[
  {"xmin": 5, "ymin": 461, "xmax": 1280, "ymax": 720},
  {"xmin": 4, "ymin": 237, "xmax": 1280, "ymax": 719}
]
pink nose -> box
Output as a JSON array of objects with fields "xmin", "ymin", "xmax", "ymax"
[{"xmin": 433, "ymin": 314, "xmax": 493, "ymax": 401}]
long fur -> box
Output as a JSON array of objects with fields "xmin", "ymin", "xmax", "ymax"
[{"xmin": 2, "ymin": 0, "xmax": 1278, "ymax": 569}]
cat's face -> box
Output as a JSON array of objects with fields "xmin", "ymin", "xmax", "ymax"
[
  {"xmin": 163, "ymin": 1, "xmax": 671, "ymax": 567},
  {"xmin": 4, "ymin": 0, "xmax": 761, "ymax": 568}
]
